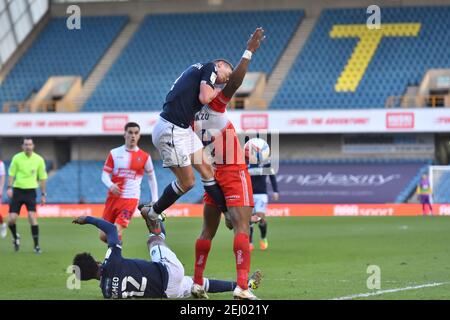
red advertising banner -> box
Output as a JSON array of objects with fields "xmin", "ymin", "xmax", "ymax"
[
  {"xmin": 0, "ymin": 109, "xmax": 450, "ymax": 135},
  {"xmin": 1, "ymin": 203, "xmax": 449, "ymax": 217}
]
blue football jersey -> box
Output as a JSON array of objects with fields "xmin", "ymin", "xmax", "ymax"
[
  {"xmin": 248, "ymin": 162, "xmax": 279, "ymax": 195},
  {"xmin": 160, "ymin": 62, "xmax": 217, "ymax": 128},
  {"xmin": 100, "ymin": 244, "xmax": 169, "ymax": 299}
]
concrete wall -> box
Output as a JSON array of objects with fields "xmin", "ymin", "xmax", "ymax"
[{"xmin": 0, "ymin": 137, "xmax": 58, "ymax": 167}]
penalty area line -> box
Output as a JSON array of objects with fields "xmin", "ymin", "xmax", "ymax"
[{"xmin": 331, "ymin": 282, "xmax": 450, "ymax": 300}]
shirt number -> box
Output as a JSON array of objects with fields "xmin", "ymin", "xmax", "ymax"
[{"xmin": 121, "ymin": 276, "xmax": 147, "ymax": 298}]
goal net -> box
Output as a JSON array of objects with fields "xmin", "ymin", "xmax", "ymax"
[{"xmin": 429, "ymin": 165, "xmax": 450, "ymax": 204}]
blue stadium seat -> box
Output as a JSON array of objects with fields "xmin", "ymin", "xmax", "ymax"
[
  {"xmin": 0, "ymin": 16, "xmax": 129, "ymax": 110},
  {"xmin": 271, "ymin": 6, "xmax": 450, "ymax": 109},
  {"xmin": 45, "ymin": 160, "xmax": 203, "ymax": 204},
  {"xmin": 83, "ymin": 10, "xmax": 304, "ymax": 111}
]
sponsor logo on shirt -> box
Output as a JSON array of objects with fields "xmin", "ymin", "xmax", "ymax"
[
  {"xmin": 210, "ymin": 72, "xmax": 217, "ymax": 84},
  {"xmin": 117, "ymin": 169, "xmax": 137, "ymax": 179}
]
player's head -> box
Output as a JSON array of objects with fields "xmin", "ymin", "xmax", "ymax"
[
  {"xmin": 73, "ymin": 252, "xmax": 101, "ymax": 280},
  {"xmin": 22, "ymin": 137, "xmax": 34, "ymax": 154},
  {"xmin": 422, "ymin": 173, "xmax": 428, "ymax": 180},
  {"xmin": 214, "ymin": 59, "xmax": 234, "ymax": 84},
  {"xmin": 124, "ymin": 122, "xmax": 141, "ymax": 149}
]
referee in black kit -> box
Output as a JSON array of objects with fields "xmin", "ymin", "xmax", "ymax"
[{"xmin": 6, "ymin": 138, "xmax": 48, "ymax": 253}]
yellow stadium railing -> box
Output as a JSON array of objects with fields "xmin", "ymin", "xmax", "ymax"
[
  {"xmin": 385, "ymin": 95, "xmax": 449, "ymax": 108},
  {"xmin": 3, "ymin": 100, "xmax": 58, "ymax": 113}
]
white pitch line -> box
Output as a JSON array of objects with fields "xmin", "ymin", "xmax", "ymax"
[{"xmin": 331, "ymin": 282, "xmax": 450, "ymax": 300}]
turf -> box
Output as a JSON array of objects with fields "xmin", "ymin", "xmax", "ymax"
[{"xmin": 1, "ymin": 216, "xmax": 450, "ymax": 300}]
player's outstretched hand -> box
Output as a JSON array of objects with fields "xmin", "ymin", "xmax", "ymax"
[
  {"xmin": 247, "ymin": 27, "xmax": 265, "ymax": 53},
  {"xmin": 272, "ymin": 192, "xmax": 280, "ymax": 201},
  {"xmin": 72, "ymin": 216, "xmax": 88, "ymax": 225}
]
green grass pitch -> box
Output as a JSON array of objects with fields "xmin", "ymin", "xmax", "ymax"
[{"xmin": 1, "ymin": 216, "xmax": 450, "ymax": 299}]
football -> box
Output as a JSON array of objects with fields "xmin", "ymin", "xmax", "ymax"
[{"xmin": 245, "ymin": 137, "xmax": 271, "ymax": 164}]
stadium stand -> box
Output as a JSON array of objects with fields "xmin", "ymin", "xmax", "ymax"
[
  {"xmin": 83, "ymin": 10, "xmax": 304, "ymax": 111},
  {"xmin": 44, "ymin": 160, "xmax": 203, "ymax": 204},
  {"xmin": 0, "ymin": 16, "xmax": 129, "ymax": 111},
  {"xmin": 271, "ymin": 6, "xmax": 450, "ymax": 109}
]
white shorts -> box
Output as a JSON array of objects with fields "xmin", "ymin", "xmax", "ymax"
[
  {"xmin": 150, "ymin": 244, "xmax": 193, "ymax": 299},
  {"xmin": 252, "ymin": 194, "xmax": 268, "ymax": 215},
  {"xmin": 152, "ymin": 116, "xmax": 203, "ymax": 168}
]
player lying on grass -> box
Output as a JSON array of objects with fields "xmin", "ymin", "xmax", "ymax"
[
  {"xmin": 191, "ymin": 27, "xmax": 265, "ymax": 300},
  {"xmin": 71, "ymin": 205, "xmax": 262, "ymax": 299}
]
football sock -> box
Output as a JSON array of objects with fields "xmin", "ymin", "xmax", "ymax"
[
  {"xmin": 249, "ymin": 225, "xmax": 254, "ymax": 243},
  {"xmin": 233, "ymin": 233, "xmax": 250, "ymax": 289},
  {"xmin": 9, "ymin": 223, "xmax": 17, "ymax": 240},
  {"xmin": 202, "ymin": 178, "xmax": 227, "ymax": 213},
  {"xmin": 160, "ymin": 221, "xmax": 166, "ymax": 236},
  {"xmin": 153, "ymin": 181, "xmax": 184, "ymax": 214},
  {"xmin": 31, "ymin": 225, "xmax": 39, "ymax": 247},
  {"xmin": 194, "ymin": 239, "xmax": 211, "ymax": 286},
  {"xmin": 204, "ymin": 278, "xmax": 237, "ymax": 293},
  {"xmin": 259, "ymin": 221, "xmax": 267, "ymax": 239}
]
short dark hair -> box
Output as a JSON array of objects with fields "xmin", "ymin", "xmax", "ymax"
[
  {"xmin": 73, "ymin": 252, "xmax": 99, "ymax": 280},
  {"xmin": 22, "ymin": 137, "xmax": 33, "ymax": 144},
  {"xmin": 124, "ymin": 122, "xmax": 140, "ymax": 132},
  {"xmin": 214, "ymin": 59, "xmax": 234, "ymax": 71}
]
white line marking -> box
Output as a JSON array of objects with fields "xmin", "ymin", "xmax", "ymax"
[{"xmin": 332, "ymin": 282, "xmax": 450, "ymax": 300}]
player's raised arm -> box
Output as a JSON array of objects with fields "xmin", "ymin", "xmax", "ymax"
[
  {"xmin": 199, "ymin": 63, "xmax": 219, "ymax": 105},
  {"xmin": 73, "ymin": 216, "xmax": 120, "ymax": 247},
  {"xmin": 221, "ymin": 27, "xmax": 265, "ymax": 99}
]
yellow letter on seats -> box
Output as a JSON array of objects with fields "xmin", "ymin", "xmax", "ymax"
[{"xmin": 330, "ymin": 23, "xmax": 421, "ymax": 92}]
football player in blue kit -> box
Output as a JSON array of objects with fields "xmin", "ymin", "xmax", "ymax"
[
  {"xmin": 247, "ymin": 139, "xmax": 279, "ymax": 251},
  {"xmin": 147, "ymin": 32, "xmax": 257, "ymax": 220},
  {"xmin": 71, "ymin": 205, "xmax": 262, "ymax": 299}
]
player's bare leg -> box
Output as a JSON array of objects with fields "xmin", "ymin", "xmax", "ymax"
[
  {"xmin": 0, "ymin": 213, "xmax": 6, "ymax": 238},
  {"xmin": 28, "ymin": 211, "xmax": 41, "ymax": 253},
  {"xmin": 99, "ymin": 223, "xmax": 125, "ymax": 243},
  {"xmin": 228, "ymin": 206, "xmax": 258, "ymax": 300},
  {"xmin": 428, "ymin": 203, "xmax": 433, "ymax": 216},
  {"xmin": 191, "ymin": 148, "xmax": 228, "ymax": 214},
  {"xmin": 193, "ymin": 159, "xmax": 232, "ymax": 229},
  {"xmin": 99, "ymin": 230, "xmax": 107, "ymax": 243},
  {"xmin": 256, "ymin": 212, "xmax": 268, "ymax": 250},
  {"xmin": 249, "ymin": 212, "xmax": 264, "ymax": 251},
  {"xmin": 147, "ymin": 165, "xmax": 194, "ymax": 218},
  {"xmin": 192, "ymin": 204, "xmax": 221, "ymax": 299},
  {"xmin": 8, "ymin": 212, "xmax": 20, "ymax": 251}
]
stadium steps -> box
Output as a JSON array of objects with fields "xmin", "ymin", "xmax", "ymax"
[
  {"xmin": 75, "ymin": 18, "xmax": 143, "ymax": 110},
  {"xmin": 262, "ymin": 16, "xmax": 317, "ymax": 105}
]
